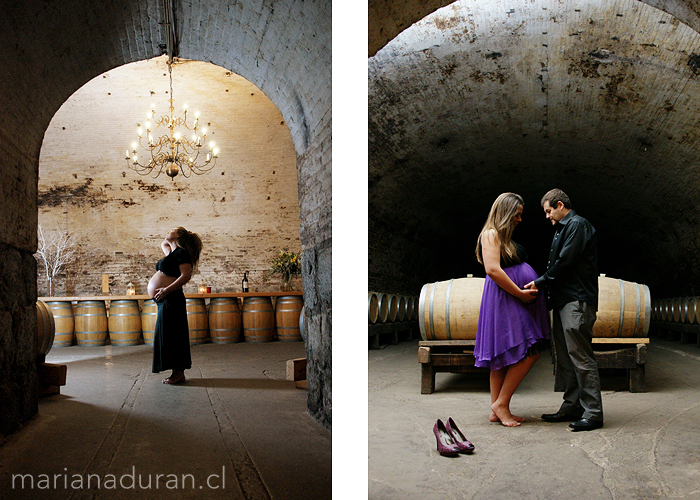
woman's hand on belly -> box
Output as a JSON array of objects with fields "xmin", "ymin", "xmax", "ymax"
[{"xmin": 153, "ymin": 286, "xmax": 172, "ymax": 302}]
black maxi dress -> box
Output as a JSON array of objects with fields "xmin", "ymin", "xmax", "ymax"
[{"xmin": 152, "ymin": 246, "xmax": 193, "ymax": 373}]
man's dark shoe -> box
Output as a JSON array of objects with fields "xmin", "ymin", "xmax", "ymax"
[
  {"xmin": 541, "ymin": 410, "xmax": 583, "ymax": 422},
  {"xmin": 569, "ymin": 418, "xmax": 604, "ymax": 432}
]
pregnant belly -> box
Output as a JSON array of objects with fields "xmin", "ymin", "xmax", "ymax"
[{"xmin": 148, "ymin": 271, "xmax": 177, "ymax": 299}]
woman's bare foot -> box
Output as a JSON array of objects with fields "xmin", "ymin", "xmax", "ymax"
[
  {"xmin": 490, "ymin": 411, "xmax": 525, "ymax": 423},
  {"xmin": 162, "ymin": 370, "xmax": 186, "ymax": 385},
  {"xmin": 491, "ymin": 402, "xmax": 522, "ymax": 427}
]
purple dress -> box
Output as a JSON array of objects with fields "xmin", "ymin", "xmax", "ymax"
[{"xmin": 474, "ymin": 244, "xmax": 550, "ymax": 370}]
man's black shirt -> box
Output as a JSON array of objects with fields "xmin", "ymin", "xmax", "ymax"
[{"xmin": 534, "ymin": 210, "xmax": 599, "ymax": 310}]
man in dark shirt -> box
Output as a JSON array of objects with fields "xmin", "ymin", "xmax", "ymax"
[{"xmin": 525, "ymin": 188, "xmax": 603, "ymax": 431}]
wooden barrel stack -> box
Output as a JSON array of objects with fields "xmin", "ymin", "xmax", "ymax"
[
  {"xmin": 367, "ymin": 292, "xmax": 419, "ymax": 324},
  {"xmin": 36, "ymin": 294, "xmax": 305, "ymax": 349},
  {"xmin": 651, "ymin": 295, "xmax": 700, "ymax": 345},
  {"xmin": 418, "ymin": 276, "xmax": 651, "ymax": 341}
]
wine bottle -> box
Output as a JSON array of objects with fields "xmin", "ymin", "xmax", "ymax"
[{"xmin": 242, "ymin": 272, "xmax": 249, "ymax": 293}]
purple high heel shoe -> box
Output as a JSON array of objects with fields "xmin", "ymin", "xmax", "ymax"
[
  {"xmin": 433, "ymin": 419, "xmax": 460, "ymax": 457},
  {"xmin": 446, "ymin": 417, "xmax": 475, "ymax": 453}
]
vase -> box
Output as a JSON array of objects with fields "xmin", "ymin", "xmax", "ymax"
[{"xmin": 280, "ymin": 274, "xmax": 292, "ymax": 292}]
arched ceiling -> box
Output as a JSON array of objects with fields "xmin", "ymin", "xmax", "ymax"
[
  {"xmin": 369, "ymin": 0, "xmax": 700, "ymax": 296},
  {"xmin": 369, "ymin": 0, "xmax": 700, "ymax": 56}
]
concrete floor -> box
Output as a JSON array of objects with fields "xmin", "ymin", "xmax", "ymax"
[
  {"xmin": 369, "ymin": 337, "xmax": 700, "ymax": 500},
  {"xmin": 0, "ymin": 342, "xmax": 331, "ymax": 499}
]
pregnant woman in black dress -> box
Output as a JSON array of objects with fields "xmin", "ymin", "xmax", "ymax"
[{"xmin": 147, "ymin": 227, "xmax": 202, "ymax": 384}]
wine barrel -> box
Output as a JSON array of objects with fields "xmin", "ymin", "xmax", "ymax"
[
  {"xmin": 419, "ymin": 277, "xmax": 485, "ymax": 340},
  {"xmin": 673, "ymin": 298, "xmax": 683, "ymax": 323},
  {"xmin": 275, "ymin": 295, "xmax": 303, "ymax": 342},
  {"xmin": 45, "ymin": 301, "xmax": 74, "ymax": 347},
  {"xmin": 36, "ymin": 301, "xmax": 56, "ymax": 358},
  {"xmin": 396, "ymin": 295, "xmax": 407, "ymax": 321},
  {"xmin": 186, "ymin": 298, "xmax": 209, "ymax": 345},
  {"xmin": 375, "ymin": 293, "xmax": 390, "ymax": 323},
  {"xmin": 685, "ymin": 297, "xmax": 698, "ymax": 324},
  {"xmin": 141, "ymin": 299, "xmax": 157, "ymax": 345},
  {"xmin": 74, "ymin": 300, "xmax": 108, "ymax": 346},
  {"xmin": 208, "ymin": 297, "xmax": 241, "ymax": 344},
  {"xmin": 368, "ymin": 292, "xmax": 379, "ymax": 323},
  {"xmin": 660, "ymin": 299, "xmax": 670, "ymax": 322},
  {"xmin": 419, "ymin": 275, "xmax": 651, "ymax": 340},
  {"xmin": 242, "ymin": 296, "xmax": 275, "ymax": 343},
  {"xmin": 108, "ymin": 300, "xmax": 142, "ymax": 346},
  {"xmin": 388, "ymin": 294, "xmax": 398, "ymax": 322},
  {"xmin": 595, "ymin": 277, "xmax": 651, "ymax": 337},
  {"xmin": 299, "ymin": 306, "xmax": 306, "ymax": 342},
  {"xmin": 405, "ymin": 296, "xmax": 414, "ymax": 323}
]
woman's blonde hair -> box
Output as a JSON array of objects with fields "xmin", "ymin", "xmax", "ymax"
[
  {"xmin": 475, "ymin": 193, "xmax": 523, "ymax": 265},
  {"xmin": 175, "ymin": 227, "xmax": 203, "ymax": 271}
]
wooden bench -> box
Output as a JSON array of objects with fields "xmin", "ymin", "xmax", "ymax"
[
  {"xmin": 553, "ymin": 338, "xmax": 649, "ymax": 393},
  {"xmin": 418, "ymin": 340, "xmax": 487, "ymax": 394},
  {"xmin": 419, "ymin": 338, "xmax": 649, "ymax": 394}
]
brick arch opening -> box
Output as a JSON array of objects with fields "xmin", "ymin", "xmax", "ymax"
[
  {"xmin": 38, "ymin": 56, "xmax": 301, "ymax": 297},
  {"xmin": 0, "ymin": 0, "xmax": 330, "ymax": 436},
  {"xmin": 369, "ymin": 0, "xmax": 700, "ymax": 304}
]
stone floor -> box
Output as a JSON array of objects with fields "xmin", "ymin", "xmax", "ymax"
[
  {"xmin": 369, "ymin": 337, "xmax": 700, "ymax": 500},
  {"xmin": 0, "ymin": 341, "xmax": 331, "ymax": 499}
]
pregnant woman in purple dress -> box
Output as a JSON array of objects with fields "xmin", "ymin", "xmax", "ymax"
[{"xmin": 474, "ymin": 193, "xmax": 550, "ymax": 427}]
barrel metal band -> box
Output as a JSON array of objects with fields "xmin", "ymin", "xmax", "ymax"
[
  {"xmin": 445, "ymin": 279, "xmax": 454, "ymax": 340},
  {"xmin": 643, "ymin": 285, "xmax": 651, "ymax": 335},
  {"xmin": 429, "ymin": 283, "xmax": 437, "ymax": 340},
  {"xmin": 617, "ymin": 279, "xmax": 625, "ymax": 337},
  {"xmin": 633, "ymin": 283, "xmax": 641, "ymax": 336},
  {"xmin": 418, "ymin": 285, "xmax": 427, "ymax": 340}
]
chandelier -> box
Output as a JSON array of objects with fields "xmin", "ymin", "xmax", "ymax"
[{"xmin": 125, "ymin": 60, "xmax": 220, "ymax": 179}]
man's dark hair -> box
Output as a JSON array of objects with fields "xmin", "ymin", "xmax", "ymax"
[{"xmin": 541, "ymin": 188, "xmax": 572, "ymax": 209}]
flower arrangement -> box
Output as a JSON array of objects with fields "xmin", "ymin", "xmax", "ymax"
[{"xmin": 268, "ymin": 248, "xmax": 301, "ymax": 289}]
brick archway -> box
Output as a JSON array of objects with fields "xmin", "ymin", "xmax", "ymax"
[{"xmin": 0, "ymin": 0, "xmax": 331, "ymax": 435}]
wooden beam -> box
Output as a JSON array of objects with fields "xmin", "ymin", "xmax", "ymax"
[{"xmin": 593, "ymin": 338, "xmax": 649, "ymax": 344}]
